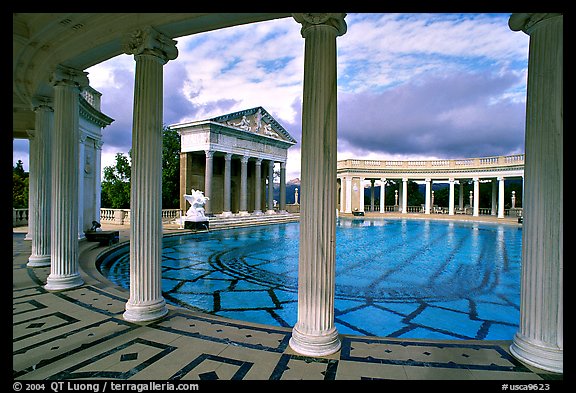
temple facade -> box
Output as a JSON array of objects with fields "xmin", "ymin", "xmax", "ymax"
[{"xmin": 170, "ymin": 107, "xmax": 297, "ymax": 216}]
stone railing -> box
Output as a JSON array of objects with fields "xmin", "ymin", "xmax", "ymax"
[
  {"xmin": 13, "ymin": 208, "xmax": 29, "ymax": 227},
  {"xmin": 338, "ymin": 153, "xmax": 525, "ymax": 171},
  {"xmin": 100, "ymin": 208, "xmax": 182, "ymax": 225}
]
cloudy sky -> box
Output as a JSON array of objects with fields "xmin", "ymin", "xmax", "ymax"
[{"xmin": 13, "ymin": 13, "xmax": 529, "ymax": 181}]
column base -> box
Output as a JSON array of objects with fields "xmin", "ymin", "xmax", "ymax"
[
  {"xmin": 238, "ymin": 211, "xmax": 250, "ymax": 217},
  {"xmin": 220, "ymin": 211, "xmax": 233, "ymax": 218},
  {"xmin": 253, "ymin": 210, "xmax": 263, "ymax": 216},
  {"xmin": 45, "ymin": 273, "xmax": 84, "ymax": 291},
  {"xmin": 510, "ymin": 332, "xmax": 563, "ymax": 373},
  {"xmin": 27, "ymin": 255, "xmax": 51, "ymax": 267},
  {"xmin": 289, "ymin": 324, "xmax": 341, "ymax": 357},
  {"xmin": 124, "ymin": 298, "xmax": 169, "ymax": 323},
  {"xmin": 265, "ymin": 210, "xmax": 276, "ymax": 215}
]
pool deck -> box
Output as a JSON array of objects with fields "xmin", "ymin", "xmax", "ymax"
[{"xmin": 13, "ymin": 213, "xmax": 563, "ymax": 385}]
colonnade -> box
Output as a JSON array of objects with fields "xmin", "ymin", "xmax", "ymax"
[
  {"xmin": 21, "ymin": 12, "xmax": 562, "ymax": 373},
  {"xmin": 195, "ymin": 150, "xmax": 286, "ymax": 216},
  {"xmin": 338, "ymin": 175, "xmax": 520, "ymax": 218}
]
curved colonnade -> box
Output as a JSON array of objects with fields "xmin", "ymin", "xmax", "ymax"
[{"xmin": 337, "ymin": 154, "xmax": 524, "ymax": 217}]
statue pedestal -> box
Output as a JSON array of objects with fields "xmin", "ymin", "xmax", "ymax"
[{"xmin": 182, "ymin": 217, "xmax": 209, "ymax": 231}]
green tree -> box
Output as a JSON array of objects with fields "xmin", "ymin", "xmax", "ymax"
[
  {"xmin": 100, "ymin": 125, "xmax": 180, "ymax": 209},
  {"xmin": 101, "ymin": 152, "xmax": 131, "ymax": 209},
  {"xmin": 162, "ymin": 125, "xmax": 180, "ymax": 208},
  {"xmin": 12, "ymin": 160, "xmax": 29, "ymax": 208}
]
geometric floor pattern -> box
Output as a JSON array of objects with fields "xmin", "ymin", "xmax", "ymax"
[{"xmin": 12, "ymin": 231, "xmax": 563, "ymax": 384}]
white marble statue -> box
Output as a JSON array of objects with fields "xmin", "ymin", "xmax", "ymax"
[{"xmin": 183, "ymin": 189, "xmax": 209, "ymax": 219}]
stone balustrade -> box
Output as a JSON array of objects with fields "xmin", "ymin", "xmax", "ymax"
[{"xmin": 338, "ymin": 153, "xmax": 525, "ymax": 171}]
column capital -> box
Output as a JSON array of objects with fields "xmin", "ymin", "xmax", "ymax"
[
  {"xmin": 50, "ymin": 65, "xmax": 89, "ymax": 89},
  {"xmin": 241, "ymin": 155, "xmax": 250, "ymax": 164},
  {"xmin": 122, "ymin": 26, "xmax": 178, "ymax": 63},
  {"xmin": 204, "ymin": 150, "xmax": 214, "ymax": 159},
  {"xmin": 255, "ymin": 158, "xmax": 263, "ymax": 165},
  {"xmin": 509, "ymin": 13, "xmax": 562, "ymax": 34},
  {"xmin": 224, "ymin": 153, "xmax": 232, "ymax": 161},
  {"xmin": 280, "ymin": 161, "xmax": 286, "ymax": 169},
  {"xmin": 30, "ymin": 96, "xmax": 53, "ymax": 112},
  {"xmin": 292, "ymin": 13, "xmax": 347, "ymax": 38}
]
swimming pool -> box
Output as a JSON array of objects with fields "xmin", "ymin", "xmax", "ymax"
[{"xmin": 98, "ymin": 217, "xmax": 522, "ymax": 340}]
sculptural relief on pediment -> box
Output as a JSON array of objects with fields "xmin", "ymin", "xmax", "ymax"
[{"xmin": 224, "ymin": 108, "xmax": 284, "ymax": 140}]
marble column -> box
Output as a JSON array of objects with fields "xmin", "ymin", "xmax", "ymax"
[
  {"xmin": 459, "ymin": 182, "xmax": 464, "ymax": 210},
  {"xmin": 122, "ymin": 27, "xmax": 178, "ymax": 322},
  {"xmin": 359, "ymin": 178, "xmax": 365, "ymax": 212},
  {"xmin": 254, "ymin": 158, "xmax": 263, "ymax": 215},
  {"xmin": 266, "ymin": 160, "xmax": 275, "ymax": 214},
  {"xmin": 380, "ymin": 178, "xmax": 386, "ymax": 213},
  {"xmin": 425, "ymin": 178, "xmax": 431, "ymax": 214},
  {"xmin": 339, "ymin": 177, "xmax": 345, "ymax": 213},
  {"xmin": 401, "ymin": 178, "xmax": 408, "ymax": 214},
  {"xmin": 290, "ymin": 12, "xmax": 346, "ymax": 357},
  {"xmin": 94, "ymin": 140, "xmax": 103, "ymax": 223},
  {"xmin": 279, "ymin": 162, "xmax": 287, "ymax": 213},
  {"xmin": 27, "ymin": 97, "xmax": 53, "ymax": 267},
  {"xmin": 45, "ymin": 65, "xmax": 88, "ymax": 291},
  {"xmin": 370, "ymin": 179, "xmax": 375, "ymax": 212},
  {"xmin": 448, "ymin": 178, "xmax": 455, "ymax": 216},
  {"xmin": 222, "ymin": 153, "xmax": 233, "ymax": 217},
  {"xmin": 498, "ymin": 177, "xmax": 505, "ymax": 218},
  {"xmin": 203, "ymin": 150, "xmax": 213, "ymax": 215},
  {"xmin": 77, "ymin": 133, "xmax": 86, "ymax": 239},
  {"xmin": 472, "ymin": 178, "xmax": 480, "ymax": 216},
  {"xmin": 239, "ymin": 156, "xmax": 249, "ymax": 215},
  {"xmin": 509, "ymin": 13, "xmax": 563, "ymax": 373}
]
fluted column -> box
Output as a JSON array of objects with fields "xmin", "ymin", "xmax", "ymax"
[
  {"xmin": 448, "ymin": 178, "xmax": 455, "ymax": 216},
  {"xmin": 473, "ymin": 177, "xmax": 480, "ymax": 216},
  {"xmin": 425, "ymin": 178, "xmax": 431, "ymax": 214},
  {"xmin": 509, "ymin": 13, "xmax": 563, "ymax": 373},
  {"xmin": 266, "ymin": 160, "xmax": 275, "ymax": 214},
  {"xmin": 204, "ymin": 150, "xmax": 213, "ymax": 215},
  {"xmin": 77, "ymin": 133, "xmax": 86, "ymax": 239},
  {"xmin": 222, "ymin": 153, "xmax": 232, "ymax": 217},
  {"xmin": 498, "ymin": 177, "xmax": 505, "ymax": 218},
  {"xmin": 239, "ymin": 156, "xmax": 249, "ymax": 215},
  {"xmin": 254, "ymin": 158, "xmax": 263, "ymax": 215},
  {"xmin": 401, "ymin": 178, "xmax": 408, "ymax": 214},
  {"xmin": 45, "ymin": 66, "xmax": 88, "ymax": 290},
  {"xmin": 27, "ymin": 98, "xmax": 53, "ymax": 267},
  {"xmin": 290, "ymin": 13, "xmax": 346, "ymax": 357},
  {"xmin": 279, "ymin": 161, "xmax": 287, "ymax": 213},
  {"xmin": 380, "ymin": 178, "xmax": 386, "ymax": 213},
  {"xmin": 122, "ymin": 27, "xmax": 178, "ymax": 322}
]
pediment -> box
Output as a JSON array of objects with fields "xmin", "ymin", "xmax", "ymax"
[{"xmin": 210, "ymin": 107, "xmax": 296, "ymax": 144}]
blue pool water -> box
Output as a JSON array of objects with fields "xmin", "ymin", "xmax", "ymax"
[{"xmin": 98, "ymin": 217, "xmax": 522, "ymax": 340}]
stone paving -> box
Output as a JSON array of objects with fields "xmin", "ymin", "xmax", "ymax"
[{"xmin": 12, "ymin": 215, "xmax": 563, "ymax": 383}]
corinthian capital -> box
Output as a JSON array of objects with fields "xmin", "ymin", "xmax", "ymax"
[
  {"xmin": 50, "ymin": 65, "xmax": 89, "ymax": 89},
  {"xmin": 122, "ymin": 26, "xmax": 178, "ymax": 63},
  {"xmin": 508, "ymin": 13, "xmax": 562, "ymax": 34},
  {"xmin": 292, "ymin": 13, "xmax": 347, "ymax": 38}
]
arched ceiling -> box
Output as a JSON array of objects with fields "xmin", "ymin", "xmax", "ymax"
[{"xmin": 13, "ymin": 13, "xmax": 291, "ymax": 138}]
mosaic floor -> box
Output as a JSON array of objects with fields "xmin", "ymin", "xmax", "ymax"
[{"xmin": 12, "ymin": 228, "xmax": 563, "ymax": 383}]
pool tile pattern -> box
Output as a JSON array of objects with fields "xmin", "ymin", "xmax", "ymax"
[
  {"xmin": 99, "ymin": 219, "xmax": 523, "ymax": 341},
  {"xmin": 12, "ymin": 231, "xmax": 563, "ymax": 382}
]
